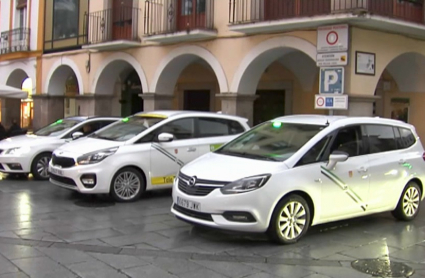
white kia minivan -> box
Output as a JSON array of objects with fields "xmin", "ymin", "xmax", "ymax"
[{"xmin": 171, "ymin": 115, "xmax": 425, "ymax": 244}]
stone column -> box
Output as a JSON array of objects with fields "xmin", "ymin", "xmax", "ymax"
[
  {"xmin": 32, "ymin": 95, "xmax": 64, "ymax": 130},
  {"xmin": 140, "ymin": 93, "xmax": 174, "ymax": 111},
  {"xmin": 1, "ymin": 99, "xmax": 21, "ymax": 128},
  {"xmin": 216, "ymin": 93, "xmax": 259, "ymax": 125}
]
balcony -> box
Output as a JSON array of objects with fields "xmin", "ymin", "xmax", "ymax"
[
  {"xmin": 0, "ymin": 28, "xmax": 30, "ymax": 55},
  {"xmin": 229, "ymin": 0, "xmax": 425, "ymax": 38},
  {"xmin": 83, "ymin": 6, "xmax": 141, "ymax": 51},
  {"xmin": 144, "ymin": 0, "xmax": 217, "ymax": 44}
]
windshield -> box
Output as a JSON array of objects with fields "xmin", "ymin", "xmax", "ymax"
[
  {"xmin": 216, "ymin": 121, "xmax": 326, "ymax": 162},
  {"xmin": 90, "ymin": 116, "xmax": 165, "ymax": 141},
  {"xmin": 34, "ymin": 119, "xmax": 82, "ymax": 137}
]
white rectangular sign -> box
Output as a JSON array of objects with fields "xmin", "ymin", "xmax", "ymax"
[
  {"xmin": 317, "ymin": 52, "xmax": 348, "ymax": 66},
  {"xmin": 315, "ymin": 94, "xmax": 348, "ymax": 110},
  {"xmin": 317, "ymin": 24, "xmax": 349, "ymax": 53}
]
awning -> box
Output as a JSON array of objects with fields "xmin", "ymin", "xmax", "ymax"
[{"xmin": 0, "ymin": 84, "xmax": 28, "ymax": 99}]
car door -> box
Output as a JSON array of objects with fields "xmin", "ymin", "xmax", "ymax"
[
  {"xmin": 195, "ymin": 117, "xmax": 247, "ymax": 155},
  {"xmin": 364, "ymin": 124, "xmax": 407, "ymax": 210},
  {"xmin": 296, "ymin": 125, "xmax": 370, "ymax": 221},
  {"xmin": 149, "ymin": 117, "xmax": 199, "ymax": 188}
]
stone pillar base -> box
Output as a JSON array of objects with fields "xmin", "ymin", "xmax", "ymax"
[
  {"xmin": 75, "ymin": 95, "xmax": 115, "ymax": 117},
  {"xmin": 32, "ymin": 95, "xmax": 64, "ymax": 130},
  {"xmin": 1, "ymin": 99, "xmax": 21, "ymax": 128},
  {"xmin": 140, "ymin": 93, "xmax": 174, "ymax": 111},
  {"xmin": 216, "ymin": 93, "xmax": 258, "ymax": 125}
]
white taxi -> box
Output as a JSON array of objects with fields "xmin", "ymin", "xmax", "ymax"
[
  {"xmin": 171, "ymin": 115, "xmax": 425, "ymax": 244},
  {"xmin": 0, "ymin": 116, "xmax": 120, "ymax": 180},
  {"xmin": 49, "ymin": 111, "xmax": 250, "ymax": 202}
]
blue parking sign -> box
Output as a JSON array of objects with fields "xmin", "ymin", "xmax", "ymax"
[
  {"xmin": 325, "ymin": 97, "xmax": 334, "ymax": 107},
  {"xmin": 319, "ymin": 67, "xmax": 344, "ymax": 94}
]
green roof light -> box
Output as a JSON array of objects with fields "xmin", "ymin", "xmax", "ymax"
[
  {"xmin": 56, "ymin": 119, "xmax": 63, "ymax": 124},
  {"xmin": 122, "ymin": 117, "xmax": 129, "ymax": 122},
  {"xmin": 272, "ymin": 121, "xmax": 282, "ymax": 128}
]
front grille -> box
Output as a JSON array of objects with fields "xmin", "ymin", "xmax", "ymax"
[
  {"xmin": 173, "ymin": 204, "xmax": 213, "ymax": 222},
  {"xmin": 50, "ymin": 173, "xmax": 77, "ymax": 187},
  {"xmin": 51, "ymin": 154, "xmax": 75, "ymax": 168},
  {"xmin": 178, "ymin": 172, "xmax": 229, "ymax": 196}
]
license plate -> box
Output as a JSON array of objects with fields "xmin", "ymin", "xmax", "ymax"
[
  {"xmin": 49, "ymin": 166, "xmax": 63, "ymax": 176},
  {"xmin": 177, "ymin": 196, "xmax": 201, "ymax": 211}
]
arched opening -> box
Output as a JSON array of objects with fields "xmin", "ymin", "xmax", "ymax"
[
  {"xmin": 232, "ymin": 37, "xmax": 319, "ymax": 125},
  {"xmin": 151, "ymin": 46, "xmax": 228, "ymax": 112},
  {"xmin": 94, "ymin": 59, "xmax": 144, "ymax": 117},
  {"xmin": 3, "ymin": 69, "xmax": 32, "ymax": 129},
  {"xmin": 47, "ymin": 65, "xmax": 81, "ymax": 118},
  {"xmin": 373, "ymin": 52, "xmax": 425, "ymax": 140}
]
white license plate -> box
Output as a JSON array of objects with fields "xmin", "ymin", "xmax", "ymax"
[
  {"xmin": 49, "ymin": 166, "xmax": 63, "ymax": 176},
  {"xmin": 177, "ymin": 196, "xmax": 201, "ymax": 211}
]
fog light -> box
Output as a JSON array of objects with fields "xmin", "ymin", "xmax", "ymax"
[
  {"xmin": 222, "ymin": 211, "xmax": 256, "ymax": 223},
  {"xmin": 80, "ymin": 174, "xmax": 96, "ymax": 188},
  {"xmin": 7, "ymin": 163, "xmax": 22, "ymax": 170}
]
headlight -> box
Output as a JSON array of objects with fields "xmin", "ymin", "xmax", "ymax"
[
  {"xmin": 220, "ymin": 174, "xmax": 271, "ymax": 195},
  {"xmin": 77, "ymin": 147, "xmax": 118, "ymax": 165},
  {"xmin": 4, "ymin": 146, "xmax": 31, "ymax": 155}
]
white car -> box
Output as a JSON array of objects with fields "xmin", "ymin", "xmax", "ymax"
[
  {"xmin": 171, "ymin": 115, "xmax": 425, "ymax": 244},
  {"xmin": 0, "ymin": 116, "xmax": 120, "ymax": 180},
  {"xmin": 49, "ymin": 111, "xmax": 250, "ymax": 202}
]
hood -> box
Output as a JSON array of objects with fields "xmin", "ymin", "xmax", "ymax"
[
  {"xmin": 57, "ymin": 137, "xmax": 123, "ymax": 155},
  {"xmin": 181, "ymin": 152, "xmax": 288, "ymax": 182},
  {"xmin": 0, "ymin": 134, "xmax": 58, "ymax": 149}
]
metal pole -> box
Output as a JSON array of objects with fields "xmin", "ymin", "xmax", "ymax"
[{"xmin": 329, "ymin": 109, "xmax": 334, "ymax": 116}]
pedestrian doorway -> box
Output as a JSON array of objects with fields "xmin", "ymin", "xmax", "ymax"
[
  {"xmin": 183, "ymin": 90, "xmax": 211, "ymax": 111},
  {"xmin": 121, "ymin": 70, "xmax": 143, "ymax": 117},
  {"xmin": 253, "ymin": 90, "xmax": 285, "ymax": 126}
]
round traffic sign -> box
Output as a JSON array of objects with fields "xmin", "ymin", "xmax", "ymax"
[
  {"xmin": 316, "ymin": 97, "xmax": 325, "ymax": 107},
  {"xmin": 326, "ymin": 31, "xmax": 338, "ymax": 45}
]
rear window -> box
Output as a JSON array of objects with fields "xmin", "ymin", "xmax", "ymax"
[
  {"xmin": 395, "ymin": 127, "xmax": 416, "ymax": 149},
  {"xmin": 365, "ymin": 125, "xmax": 397, "ymax": 154},
  {"xmin": 197, "ymin": 118, "xmax": 245, "ymax": 138}
]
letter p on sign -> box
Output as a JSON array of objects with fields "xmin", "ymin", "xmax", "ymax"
[{"xmin": 319, "ymin": 67, "xmax": 344, "ymax": 94}]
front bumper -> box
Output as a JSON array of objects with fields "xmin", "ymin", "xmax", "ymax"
[
  {"xmin": 0, "ymin": 155, "xmax": 31, "ymax": 173},
  {"xmin": 170, "ymin": 178, "xmax": 271, "ymax": 233},
  {"xmin": 48, "ymin": 162, "xmax": 113, "ymax": 194}
]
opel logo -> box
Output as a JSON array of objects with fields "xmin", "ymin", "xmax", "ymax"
[{"xmin": 187, "ymin": 176, "xmax": 197, "ymax": 187}]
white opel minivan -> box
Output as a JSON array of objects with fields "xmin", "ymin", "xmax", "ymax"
[{"xmin": 171, "ymin": 115, "xmax": 425, "ymax": 244}]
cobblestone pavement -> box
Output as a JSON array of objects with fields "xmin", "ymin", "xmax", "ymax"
[{"xmin": 0, "ymin": 175, "xmax": 424, "ymax": 278}]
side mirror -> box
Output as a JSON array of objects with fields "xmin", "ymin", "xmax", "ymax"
[
  {"xmin": 157, "ymin": 132, "xmax": 174, "ymax": 143},
  {"xmin": 325, "ymin": 151, "xmax": 349, "ymax": 170},
  {"xmin": 71, "ymin": 131, "xmax": 84, "ymax": 140}
]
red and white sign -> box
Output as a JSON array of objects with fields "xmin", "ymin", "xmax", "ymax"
[
  {"xmin": 316, "ymin": 96, "xmax": 325, "ymax": 108},
  {"xmin": 317, "ymin": 24, "xmax": 348, "ymax": 53}
]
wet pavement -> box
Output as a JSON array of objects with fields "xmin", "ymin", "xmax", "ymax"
[{"xmin": 0, "ymin": 175, "xmax": 424, "ymax": 278}]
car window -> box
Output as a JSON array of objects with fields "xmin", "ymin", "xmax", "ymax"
[
  {"xmin": 156, "ymin": 118, "xmax": 195, "ymax": 140},
  {"xmin": 35, "ymin": 119, "xmax": 82, "ymax": 137},
  {"xmin": 197, "ymin": 118, "xmax": 245, "ymax": 138},
  {"xmin": 365, "ymin": 125, "xmax": 397, "ymax": 154},
  {"xmin": 395, "ymin": 127, "xmax": 416, "ymax": 149},
  {"xmin": 90, "ymin": 116, "xmax": 165, "ymax": 142},
  {"xmin": 215, "ymin": 121, "xmax": 326, "ymax": 162},
  {"xmin": 329, "ymin": 125, "xmax": 365, "ymax": 157},
  {"xmin": 296, "ymin": 135, "xmax": 333, "ymax": 166}
]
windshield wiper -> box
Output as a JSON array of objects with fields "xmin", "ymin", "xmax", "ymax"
[{"xmin": 218, "ymin": 150, "xmax": 280, "ymax": 161}]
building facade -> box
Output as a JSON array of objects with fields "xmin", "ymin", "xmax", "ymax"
[
  {"xmin": 21, "ymin": 0, "xmax": 425, "ymax": 141},
  {"xmin": 0, "ymin": 0, "xmax": 42, "ymax": 130}
]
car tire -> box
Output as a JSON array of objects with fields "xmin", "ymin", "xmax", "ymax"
[
  {"xmin": 391, "ymin": 181, "xmax": 421, "ymax": 221},
  {"xmin": 110, "ymin": 167, "xmax": 145, "ymax": 202},
  {"xmin": 267, "ymin": 194, "xmax": 311, "ymax": 244},
  {"xmin": 31, "ymin": 152, "xmax": 52, "ymax": 180}
]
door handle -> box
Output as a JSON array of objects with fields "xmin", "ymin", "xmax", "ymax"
[
  {"xmin": 358, "ymin": 166, "xmax": 368, "ymax": 173},
  {"xmin": 314, "ymin": 178, "xmax": 322, "ymax": 183},
  {"xmin": 187, "ymin": 147, "xmax": 196, "ymax": 152},
  {"xmin": 398, "ymin": 159, "xmax": 406, "ymax": 165}
]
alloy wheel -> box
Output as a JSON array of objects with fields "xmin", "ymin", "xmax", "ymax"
[
  {"xmin": 403, "ymin": 187, "xmax": 420, "ymax": 217},
  {"xmin": 278, "ymin": 201, "xmax": 307, "ymax": 240},
  {"xmin": 113, "ymin": 171, "xmax": 141, "ymax": 201},
  {"xmin": 37, "ymin": 156, "xmax": 51, "ymax": 179}
]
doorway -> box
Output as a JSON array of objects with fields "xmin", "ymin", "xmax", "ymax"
[
  {"xmin": 183, "ymin": 90, "xmax": 210, "ymax": 111},
  {"xmin": 112, "ymin": 0, "xmax": 133, "ymax": 40},
  {"xmin": 177, "ymin": 0, "xmax": 206, "ymax": 31},
  {"xmin": 253, "ymin": 90, "xmax": 285, "ymax": 126},
  {"xmin": 121, "ymin": 70, "xmax": 143, "ymax": 117}
]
